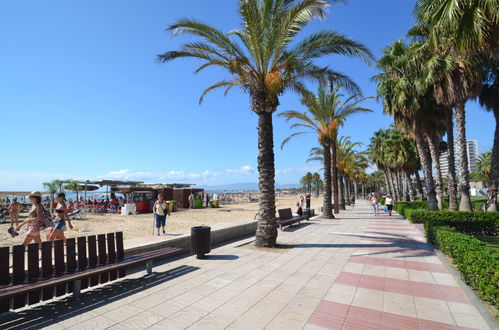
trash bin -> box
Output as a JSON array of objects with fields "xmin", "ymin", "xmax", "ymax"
[
  {"xmin": 191, "ymin": 226, "xmax": 211, "ymax": 259},
  {"xmin": 210, "ymin": 200, "xmax": 219, "ymax": 208},
  {"xmin": 193, "ymin": 199, "xmax": 203, "ymax": 209},
  {"xmin": 303, "ymin": 208, "xmax": 311, "ymax": 220}
]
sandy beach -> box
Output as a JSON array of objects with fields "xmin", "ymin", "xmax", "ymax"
[{"xmin": 0, "ymin": 195, "xmax": 320, "ymax": 247}]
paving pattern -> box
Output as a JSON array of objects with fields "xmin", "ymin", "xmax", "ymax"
[{"xmin": 0, "ymin": 200, "xmax": 495, "ymax": 329}]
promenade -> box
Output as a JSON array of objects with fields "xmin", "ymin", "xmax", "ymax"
[{"xmin": 0, "ymin": 201, "xmax": 495, "ymax": 329}]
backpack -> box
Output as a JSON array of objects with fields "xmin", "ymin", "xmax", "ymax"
[{"xmin": 39, "ymin": 208, "xmax": 54, "ymax": 230}]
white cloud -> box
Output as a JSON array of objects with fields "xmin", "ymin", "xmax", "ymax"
[{"xmin": 0, "ymin": 164, "xmax": 314, "ymax": 191}]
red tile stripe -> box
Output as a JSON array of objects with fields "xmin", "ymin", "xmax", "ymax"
[
  {"xmin": 334, "ymin": 272, "xmax": 468, "ymax": 304},
  {"xmin": 348, "ymin": 256, "xmax": 447, "ymax": 273},
  {"xmin": 309, "ymin": 300, "xmax": 479, "ymax": 330},
  {"xmin": 355, "ymin": 247, "xmax": 433, "ymax": 256}
]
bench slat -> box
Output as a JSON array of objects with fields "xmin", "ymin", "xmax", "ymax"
[
  {"xmin": 116, "ymin": 232, "xmax": 125, "ymax": 278},
  {"xmin": 107, "ymin": 233, "xmax": 117, "ymax": 281},
  {"xmin": 12, "ymin": 245, "xmax": 26, "ymax": 309},
  {"xmin": 77, "ymin": 236, "xmax": 89, "ymax": 290},
  {"xmin": 0, "ymin": 246, "xmax": 9, "ymax": 313},
  {"xmin": 87, "ymin": 235, "xmax": 99, "ymax": 287},
  {"xmin": 41, "ymin": 241, "xmax": 53, "ymax": 301},
  {"xmin": 27, "ymin": 243, "xmax": 41, "ymax": 305},
  {"xmin": 54, "ymin": 240, "xmax": 66, "ymax": 297}
]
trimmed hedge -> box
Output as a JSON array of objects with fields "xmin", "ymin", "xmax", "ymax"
[
  {"xmin": 394, "ymin": 201, "xmax": 428, "ymax": 218},
  {"xmin": 411, "ymin": 210, "xmax": 498, "ymax": 236},
  {"xmin": 426, "ymin": 225, "xmax": 499, "ymax": 307}
]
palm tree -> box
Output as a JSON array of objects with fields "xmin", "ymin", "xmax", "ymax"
[
  {"xmin": 374, "ymin": 40, "xmax": 440, "ymax": 210},
  {"xmin": 478, "ymin": 64, "xmax": 499, "ymax": 211},
  {"xmin": 159, "ymin": 0, "xmax": 373, "ymax": 247},
  {"xmin": 65, "ymin": 181, "xmax": 80, "ymax": 205},
  {"xmin": 414, "ymin": 1, "xmax": 497, "ymax": 210},
  {"xmin": 279, "ymin": 83, "xmax": 372, "ymax": 217},
  {"xmin": 43, "ymin": 180, "xmax": 59, "ymax": 213},
  {"xmin": 477, "ymin": 151, "xmax": 492, "ymax": 186},
  {"xmin": 312, "ymin": 172, "xmax": 321, "ymax": 197}
]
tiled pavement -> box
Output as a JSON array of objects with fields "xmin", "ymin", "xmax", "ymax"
[{"xmin": 0, "ymin": 201, "xmax": 496, "ymax": 330}]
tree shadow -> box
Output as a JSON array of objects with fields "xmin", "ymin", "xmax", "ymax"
[
  {"xmin": 0, "ymin": 265, "xmax": 199, "ymax": 330},
  {"xmin": 204, "ymin": 254, "xmax": 239, "ymax": 260}
]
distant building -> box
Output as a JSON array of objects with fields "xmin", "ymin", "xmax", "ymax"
[{"xmin": 439, "ymin": 140, "xmax": 479, "ymax": 177}]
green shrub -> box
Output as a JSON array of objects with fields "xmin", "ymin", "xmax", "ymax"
[
  {"xmin": 394, "ymin": 201, "xmax": 428, "ymax": 217},
  {"xmin": 412, "ymin": 210, "xmax": 498, "ymax": 235},
  {"xmin": 426, "ymin": 225, "xmax": 499, "ymax": 307},
  {"xmin": 378, "ymin": 197, "xmax": 385, "ymax": 206}
]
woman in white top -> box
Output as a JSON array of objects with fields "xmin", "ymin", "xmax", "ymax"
[
  {"xmin": 385, "ymin": 195, "xmax": 394, "ymax": 216},
  {"xmin": 153, "ymin": 193, "xmax": 170, "ymax": 236}
]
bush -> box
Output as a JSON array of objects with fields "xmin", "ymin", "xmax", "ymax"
[
  {"xmin": 426, "ymin": 225, "xmax": 499, "ymax": 307},
  {"xmin": 378, "ymin": 197, "xmax": 385, "ymax": 206},
  {"xmin": 394, "ymin": 201, "xmax": 428, "ymax": 218},
  {"xmin": 411, "ymin": 210, "xmax": 498, "ymax": 236}
]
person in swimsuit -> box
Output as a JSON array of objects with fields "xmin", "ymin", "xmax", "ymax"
[
  {"xmin": 153, "ymin": 193, "xmax": 170, "ymax": 236},
  {"xmin": 16, "ymin": 191, "xmax": 44, "ymax": 247},
  {"xmin": 47, "ymin": 192, "xmax": 73, "ymax": 241},
  {"xmin": 8, "ymin": 197, "xmax": 21, "ymax": 237},
  {"xmin": 370, "ymin": 193, "xmax": 380, "ymax": 216}
]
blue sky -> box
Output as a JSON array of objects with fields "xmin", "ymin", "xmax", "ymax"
[{"xmin": 0, "ymin": 0, "xmax": 494, "ymax": 191}]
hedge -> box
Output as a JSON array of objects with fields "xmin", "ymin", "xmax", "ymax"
[
  {"xmin": 426, "ymin": 225, "xmax": 499, "ymax": 307},
  {"xmin": 411, "ymin": 210, "xmax": 498, "ymax": 236}
]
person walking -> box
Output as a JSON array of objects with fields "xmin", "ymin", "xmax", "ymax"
[
  {"xmin": 47, "ymin": 193, "xmax": 73, "ymax": 241},
  {"xmin": 369, "ymin": 193, "xmax": 380, "ymax": 216},
  {"xmin": 7, "ymin": 197, "xmax": 20, "ymax": 237},
  {"xmin": 305, "ymin": 193, "xmax": 311, "ymax": 209},
  {"xmin": 188, "ymin": 193, "xmax": 194, "ymax": 209},
  {"xmin": 15, "ymin": 191, "xmax": 44, "ymax": 247},
  {"xmin": 385, "ymin": 195, "xmax": 394, "ymax": 216},
  {"xmin": 299, "ymin": 195, "xmax": 305, "ymax": 207},
  {"xmin": 153, "ymin": 193, "xmax": 170, "ymax": 236}
]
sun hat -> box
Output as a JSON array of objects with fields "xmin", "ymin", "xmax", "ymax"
[{"xmin": 29, "ymin": 191, "xmax": 42, "ymax": 198}]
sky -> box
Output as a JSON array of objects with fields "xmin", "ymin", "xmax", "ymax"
[{"xmin": 0, "ymin": 0, "xmax": 495, "ymax": 191}]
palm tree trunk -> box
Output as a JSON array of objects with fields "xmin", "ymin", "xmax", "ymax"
[
  {"xmin": 353, "ymin": 181, "xmax": 358, "ymax": 199},
  {"xmin": 414, "ymin": 123, "xmax": 439, "ymax": 210},
  {"xmin": 338, "ymin": 172, "xmax": 345, "ymax": 210},
  {"xmin": 254, "ymin": 111, "xmax": 278, "ymax": 248},
  {"xmin": 361, "ymin": 183, "xmax": 365, "ymax": 197},
  {"xmin": 382, "ymin": 169, "xmax": 392, "ymax": 196},
  {"xmin": 487, "ymin": 107, "xmax": 499, "ymax": 211},
  {"xmin": 415, "ymin": 171, "xmax": 424, "ymax": 200},
  {"xmin": 332, "ymin": 141, "xmax": 340, "ymax": 214},
  {"xmin": 426, "ymin": 134, "xmax": 444, "ymax": 210},
  {"xmin": 406, "ymin": 172, "xmax": 415, "ymax": 201},
  {"xmin": 388, "ymin": 168, "xmax": 399, "ymax": 200},
  {"xmin": 345, "ymin": 176, "xmax": 352, "ymax": 205},
  {"xmin": 445, "ymin": 107, "xmax": 458, "ymax": 211},
  {"xmin": 455, "ymin": 102, "xmax": 472, "ymax": 211},
  {"xmin": 322, "ymin": 143, "xmax": 334, "ymax": 219}
]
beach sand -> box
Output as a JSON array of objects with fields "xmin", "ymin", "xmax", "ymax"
[{"xmin": 0, "ymin": 195, "xmax": 319, "ymax": 247}]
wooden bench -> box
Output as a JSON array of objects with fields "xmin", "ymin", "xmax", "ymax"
[
  {"xmin": 276, "ymin": 208, "xmax": 307, "ymax": 230},
  {"xmin": 0, "ymin": 232, "xmax": 183, "ymax": 313}
]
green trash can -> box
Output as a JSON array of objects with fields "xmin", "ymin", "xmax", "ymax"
[{"xmin": 193, "ymin": 199, "xmax": 203, "ymax": 208}]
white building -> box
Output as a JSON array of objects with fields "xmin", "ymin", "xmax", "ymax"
[{"xmin": 439, "ymin": 140, "xmax": 479, "ymax": 177}]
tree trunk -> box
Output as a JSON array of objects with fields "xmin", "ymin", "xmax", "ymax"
[
  {"xmin": 487, "ymin": 107, "xmax": 499, "ymax": 211},
  {"xmin": 353, "ymin": 181, "xmax": 358, "ymax": 199},
  {"xmin": 426, "ymin": 134, "xmax": 444, "ymax": 210},
  {"xmin": 388, "ymin": 168, "xmax": 399, "ymax": 200},
  {"xmin": 445, "ymin": 107, "xmax": 459, "ymax": 211},
  {"xmin": 338, "ymin": 172, "xmax": 345, "ymax": 210},
  {"xmin": 322, "ymin": 143, "xmax": 334, "ymax": 219},
  {"xmin": 415, "ymin": 171, "xmax": 424, "ymax": 200},
  {"xmin": 414, "ymin": 123, "xmax": 439, "ymax": 210},
  {"xmin": 332, "ymin": 140, "xmax": 340, "ymax": 214},
  {"xmin": 455, "ymin": 102, "xmax": 472, "ymax": 211},
  {"xmin": 345, "ymin": 177, "xmax": 351, "ymax": 205},
  {"xmin": 406, "ymin": 172, "xmax": 415, "ymax": 201},
  {"xmin": 254, "ymin": 111, "xmax": 278, "ymax": 247},
  {"xmin": 382, "ymin": 169, "xmax": 392, "ymax": 196},
  {"xmin": 361, "ymin": 183, "xmax": 365, "ymax": 197}
]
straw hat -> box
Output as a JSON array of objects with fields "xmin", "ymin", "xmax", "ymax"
[{"xmin": 29, "ymin": 191, "xmax": 42, "ymax": 198}]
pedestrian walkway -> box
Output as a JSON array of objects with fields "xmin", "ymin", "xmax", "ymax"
[{"xmin": 0, "ymin": 201, "xmax": 495, "ymax": 329}]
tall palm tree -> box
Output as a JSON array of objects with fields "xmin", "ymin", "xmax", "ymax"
[
  {"xmin": 414, "ymin": 1, "xmax": 497, "ymax": 210},
  {"xmin": 279, "ymin": 84, "xmax": 372, "ymax": 218},
  {"xmin": 478, "ymin": 64, "xmax": 499, "ymax": 210},
  {"xmin": 374, "ymin": 40, "xmax": 440, "ymax": 210},
  {"xmin": 159, "ymin": 0, "xmax": 373, "ymax": 247}
]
